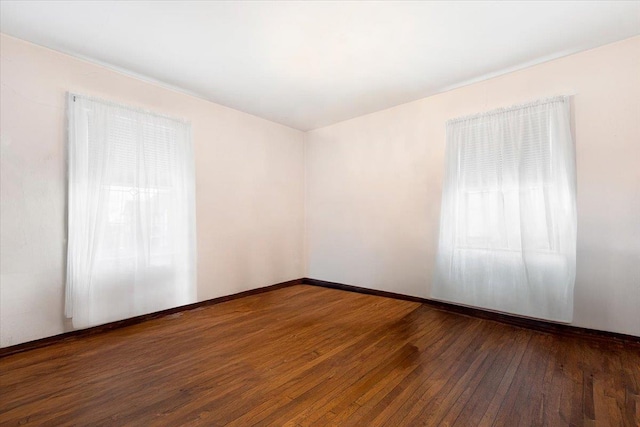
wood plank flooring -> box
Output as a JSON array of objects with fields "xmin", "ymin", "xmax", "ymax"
[{"xmin": 1, "ymin": 284, "xmax": 638, "ymax": 426}]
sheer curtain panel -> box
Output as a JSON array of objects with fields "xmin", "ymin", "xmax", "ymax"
[
  {"xmin": 432, "ymin": 97, "xmax": 576, "ymax": 322},
  {"xmin": 66, "ymin": 94, "xmax": 196, "ymax": 329}
]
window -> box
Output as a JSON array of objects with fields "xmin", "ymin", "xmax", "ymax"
[
  {"xmin": 457, "ymin": 109, "xmax": 555, "ymax": 252},
  {"xmin": 66, "ymin": 94, "xmax": 196, "ymax": 329},
  {"xmin": 432, "ymin": 97, "xmax": 577, "ymax": 322}
]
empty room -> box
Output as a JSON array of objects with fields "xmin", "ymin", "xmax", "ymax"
[{"xmin": 1, "ymin": 1, "xmax": 639, "ymax": 426}]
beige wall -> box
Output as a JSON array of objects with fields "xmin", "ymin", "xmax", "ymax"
[
  {"xmin": 2, "ymin": 34, "xmax": 638, "ymax": 347},
  {"xmin": 0, "ymin": 34, "xmax": 305, "ymax": 347},
  {"xmin": 306, "ymin": 36, "xmax": 640, "ymax": 337}
]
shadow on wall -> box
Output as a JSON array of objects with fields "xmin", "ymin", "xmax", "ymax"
[{"xmin": 574, "ymin": 249, "xmax": 639, "ymax": 335}]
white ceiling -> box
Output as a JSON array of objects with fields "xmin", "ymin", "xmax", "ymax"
[{"xmin": 1, "ymin": 1, "xmax": 639, "ymax": 130}]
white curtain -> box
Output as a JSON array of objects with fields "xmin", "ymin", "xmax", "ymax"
[
  {"xmin": 66, "ymin": 94, "xmax": 196, "ymax": 329},
  {"xmin": 432, "ymin": 96, "xmax": 576, "ymax": 322}
]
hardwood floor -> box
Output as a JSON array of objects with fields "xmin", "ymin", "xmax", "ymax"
[{"xmin": 1, "ymin": 285, "xmax": 638, "ymax": 426}]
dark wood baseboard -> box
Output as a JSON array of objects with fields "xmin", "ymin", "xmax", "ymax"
[
  {"xmin": 0, "ymin": 278, "xmax": 303, "ymax": 358},
  {"xmin": 3, "ymin": 276, "xmax": 637, "ymax": 358},
  {"xmin": 302, "ymin": 277, "xmax": 640, "ymax": 346}
]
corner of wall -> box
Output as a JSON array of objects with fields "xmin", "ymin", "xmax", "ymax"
[{"xmin": 302, "ymin": 131, "xmax": 310, "ymax": 278}]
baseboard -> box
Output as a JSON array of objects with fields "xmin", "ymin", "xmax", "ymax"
[
  {"xmin": 4, "ymin": 276, "xmax": 637, "ymax": 358},
  {"xmin": 302, "ymin": 277, "xmax": 640, "ymax": 345},
  {"xmin": 0, "ymin": 278, "xmax": 303, "ymax": 358}
]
